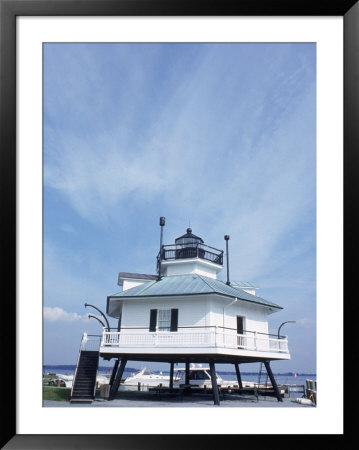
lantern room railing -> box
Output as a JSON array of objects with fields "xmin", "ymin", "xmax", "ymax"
[{"xmin": 157, "ymin": 243, "xmax": 223, "ymax": 269}]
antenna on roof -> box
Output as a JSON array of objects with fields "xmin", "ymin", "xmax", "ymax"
[
  {"xmin": 224, "ymin": 235, "xmax": 230, "ymax": 285},
  {"xmin": 158, "ymin": 217, "xmax": 166, "ymax": 280}
]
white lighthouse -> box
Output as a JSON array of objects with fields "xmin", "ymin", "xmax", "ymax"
[{"xmin": 71, "ymin": 218, "xmax": 290, "ymax": 405}]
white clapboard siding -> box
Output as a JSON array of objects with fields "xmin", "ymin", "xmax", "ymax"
[
  {"xmin": 207, "ymin": 297, "xmax": 270, "ymax": 334},
  {"xmin": 120, "ymin": 294, "xmax": 270, "ymax": 336},
  {"xmin": 121, "ymin": 295, "xmax": 209, "ymax": 330}
]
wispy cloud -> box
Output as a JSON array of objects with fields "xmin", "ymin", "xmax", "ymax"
[
  {"xmin": 58, "ymin": 223, "xmax": 76, "ymax": 233},
  {"xmin": 296, "ymin": 317, "xmax": 316, "ymax": 327},
  {"xmin": 44, "ymin": 44, "xmax": 315, "ymax": 232},
  {"xmin": 44, "ymin": 306, "xmax": 84, "ymax": 322}
]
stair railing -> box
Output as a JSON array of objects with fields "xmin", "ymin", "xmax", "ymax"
[
  {"xmin": 81, "ymin": 334, "xmax": 102, "ymax": 351},
  {"xmin": 70, "ymin": 333, "xmax": 86, "ymax": 398}
]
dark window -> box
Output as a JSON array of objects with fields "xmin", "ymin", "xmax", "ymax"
[
  {"xmin": 189, "ymin": 371, "xmax": 210, "ymax": 380},
  {"xmin": 237, "ymin": 316, "xmax": 244, "ymax": 335},
  {"xmin": 149, "ymin": 309, "xmax": 157, "ymax": 332},
  {"xmin": 170, "ymin": 309, "xmax": 178, "ymax": 332},
  {"xmin": 158, "ymin": 309, "xmax": 171, "ymax": 330}
]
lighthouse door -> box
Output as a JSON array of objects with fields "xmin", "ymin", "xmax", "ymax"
[{"xmin": 237, "ymin": 316, "xmax": 244, "ymax": 347}]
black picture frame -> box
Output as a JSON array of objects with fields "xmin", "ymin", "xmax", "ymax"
[{"xmin": 1, "ymin": 0, "xmax": 356, "ymax": 448}]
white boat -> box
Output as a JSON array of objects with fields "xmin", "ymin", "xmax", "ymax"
[
  {"xmin": 54, "ymin": 374, "xmax": 73, "ymax": 387},
  {"xmin": 173, "ymin": 364, "xmax": 239, "ymax": 389},
  {"xmin": 122, "ymin": 368, "xmax": 177, "ymax": 387},
  {"xmin": 96, "ymin": 375, "xmax": 110, "ymax": 387},
  {"xmin": 122, "ymin": 364, "xmax": 239, "ymax": 389}
]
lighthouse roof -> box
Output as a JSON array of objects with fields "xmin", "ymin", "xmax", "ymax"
[
  {"xmin": 108, "ymin": 273, "xmax": 282, "ymax": 310},
  {"xmin": 175, "ymin": 228, "xmax": 204, "ymax": 244}
]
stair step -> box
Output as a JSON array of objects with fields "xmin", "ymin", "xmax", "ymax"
[
  {"xmin": 75, "ymin": 372, "xmax": 97, "ymax": 376},
  {"xmin": 72, "ymin": 391, "xmax": 94, "ymax": 395},
  {"xmin": 73, "ymin": 388, "xmax": 94, "ymax": 395},
  {"xmin": 73, "ymin": 384, "xmax": 94, "ymax": 388},
  {"xmin": 70, "ymin": 396, "xmax": 95, "ymax": 399},
  {"xmin": 72, "ymin": 388, "xmax": 95, "ymax": 392},
  {"xmin": 74, "ymin": 378, "xmax": 96, "ymax": 382},
  {"xmin": 74, "ymin": 378, "xmax": 97, "ymax": 382},
  {"xmin": 71, "ymin": 394, "xmax": 95, "ymax": 397},
  {"xmin": 75, "ymin": 377, "xmax": 96, "ymax": 383},
  {"xmin": 73, "ymin": 384, "xmax": 95, "ymax": 388},
  {"xmin": 76, "ymin": 370, "xmax": 97, "ymax": 373},
  {"xmin": 74, "ymin": 379, "xmax": 96, "ymax": 383}
]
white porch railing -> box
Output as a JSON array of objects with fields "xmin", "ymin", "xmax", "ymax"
[
  {"xmin": 100, "ymin": 327, "xmax": 289, "ymax": 354},
  {"xmin": 80, "ymin": 333, "xmax": 102, "ymax": 351}
]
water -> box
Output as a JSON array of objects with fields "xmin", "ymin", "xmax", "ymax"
[
  {"xmin": 221, "ymin": 372, "xmax": 315, "ymax": 387},
  {"xmin": 43, "ymin": 365, "xmax": 140, "ymax": 378},
  {"xmin": 43, "ymin": 364, "xmax": 315, "ymax": 392}
]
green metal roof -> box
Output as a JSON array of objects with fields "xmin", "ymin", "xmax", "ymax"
[
  {"xmin": 230, "ymin": 281, "xmax": 257, "ymax": 288},
  {"xmin": 108, "ymin": 274, "xmax": 282, "ymax": 310}
]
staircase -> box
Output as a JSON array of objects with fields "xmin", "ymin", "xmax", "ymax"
[{"xmin": 70, "ymin": 334, "xmax": 101, "ymax": 403}]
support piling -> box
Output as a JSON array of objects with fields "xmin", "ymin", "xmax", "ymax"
[
  {"xmin": 169, "ymin": 362, "xmax": 174, "ymax": 390},
  {"xmin": 234, "ymin": 362, "xmax": 243, "ymax": 389},
  {"xmin": 109, "ymin": 358, "xmax": 119, "ymax": 387},
  {"xmin": 209, "ymin": 361, "xmax": 220, "ymax": 406},
  {"xmin": 185, "ymin": 361, "xmax": 190, "ymax": 385},
  {"xmin": 264, "ymin": 361, "xmax": 282, "ymax": 402},
  {"xmin": 109, "ymin": 358, "xmax": 127, "ymax": 400}
]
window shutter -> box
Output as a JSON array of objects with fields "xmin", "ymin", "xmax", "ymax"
[
  {"xmin": 149, "ymin": 309, "xmax": 157, "ymax": 332},
  {"xmin": 170, "ymin": 309, "xmax": 178, "ymax": 332}
]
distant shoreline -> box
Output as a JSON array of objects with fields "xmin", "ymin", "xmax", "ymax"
[{"xmin": 43, "ymin": 365, "xmax": 316, "ymax": 377}]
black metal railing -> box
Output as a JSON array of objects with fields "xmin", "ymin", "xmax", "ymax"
[{"xmin": 157, "ymin": 243, "xmax": 223, "ymax": 267}]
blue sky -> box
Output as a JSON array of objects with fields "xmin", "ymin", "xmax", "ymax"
[{"xmin": 43, "ymin": 43, "xmax": 316, "ymax": 373}]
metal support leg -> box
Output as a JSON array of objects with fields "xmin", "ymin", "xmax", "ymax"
[
  {"xmin": 209, "ymin": 361, "xmax": 220, "ymax": 406},
  {"xmin": 234, "ymin": 362, "xmax": 243, "ymax": 389},
  {"xmin": 109, "ymin": 358, "xmax": 127, "ymax": 400},
  {"xmin": 185, "ymin": 361, "xmax": 190, "ymax": 385},
  {"xmin": 264, "ymin": 361, "xmax": 282, "ymax": 402},
  {"xmin": 109, "ymin": 359, "xmax": 119, "ymax": 387},
  {"xmin": 169, "ymin": 362, "xmax": 174, "ymax": 390}
]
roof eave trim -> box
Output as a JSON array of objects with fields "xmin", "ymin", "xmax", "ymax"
[{"xmin": 107, "ymin": 292, "xmax": 282, "ymax": 310}]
